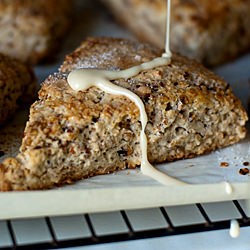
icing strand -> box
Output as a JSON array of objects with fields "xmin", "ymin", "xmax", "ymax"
[{"xmin": 67, "ymin": 57, "xmax": 185, "ymax": 186}]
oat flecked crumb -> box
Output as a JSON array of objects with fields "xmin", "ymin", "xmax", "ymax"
[{"xmin": 0, "ymin": 37, "xmax": 248, "ymax": 191}]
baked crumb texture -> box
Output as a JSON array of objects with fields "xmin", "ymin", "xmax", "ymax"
[
  {"xmin": 101, "ymin": 0, "xmax": 250, "ymax": 66},
  {"xmin": 0, "ymin": 0, "xmax": 73, "ymax": 64},
  {"xmin": 0, "ymin": 53, "xmax": 36, "ymax": 127},
  {"xmin": 0, "ymin": 38, "xmax": 248, "ymax": 191}
]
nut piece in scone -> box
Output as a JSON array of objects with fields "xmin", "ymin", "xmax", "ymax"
[
  {"xmin": 0, "ymin": 0, "xmax": 73, "ymax": 64},
  {"xmin": 0, "ymin": 37, "xmax": 247, "ymax": 191},
  {"xmin": 0, "ymin": 53, "xmax": 36, "ymax": 127},
  {"xmin": 100, "ymin": 0, "xmax": 250, "ymax": 66}
]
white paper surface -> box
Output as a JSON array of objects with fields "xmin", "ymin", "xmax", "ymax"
[{"xmin": 0, "ymin": 0, "xmax": 249, "ymax": 219}]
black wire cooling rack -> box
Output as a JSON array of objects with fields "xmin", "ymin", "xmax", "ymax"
[{"xmin": 0, "ymin": 200, "xmax": 250, "ymax": 250}]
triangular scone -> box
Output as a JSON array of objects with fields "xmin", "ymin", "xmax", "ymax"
[
  {"xmin": 0, "ymin": 0, "xmax": 73, "ymax": 64},
  {"xmin": 0, "ymin": 38, "xmax": 248, "ymax": 191},
  {"xmin": 101, "ymin": 0, "xmax": 250, "ymax": 66}
]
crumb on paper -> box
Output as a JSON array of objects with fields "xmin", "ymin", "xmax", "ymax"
[
  {"xmin": 243, "ymin": 162, "xmax": 249, "ymax": 166},
  {"xmin": 185, "ymin": 164, "xmax": 195, "ymax": 168},
  {"xmin": 220, "ymin": 162, "xmax": 229, "ymax": 167},
  {"xmin": 127, "ymin": 171, "xmax": 131, "ymax": 175},
  {"xmin": 239, "ymin": 168, "xmax": 249, "ymax": 175},
  {"xmin": 65, "ymin": 179, "xmax": 73, "ymax": 184}
]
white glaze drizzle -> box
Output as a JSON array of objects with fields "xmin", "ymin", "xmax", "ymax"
[
  {"xmin": 223, "ymin": 181, "xmax": 233, "ymax": 195},
  {"xmin": 224, "ymin": 182, "xmax": 238, "ymax": 238},
  {"xmin": 162, "ymin": 0, "xmax": 172, "ymax": 58},
  {"xmin": 67, "ymin": 0, "xmax": 185, "ymax": 186},
  {"xmin": 68, "ymin": 57, "xmax": 171, "ymax": 92},
  {"xmin": 229, "ymin": 219, "xmax": 240, "ymax": 238},
  {"xmin": 67, "ymin": 59, "xmax": 185, "ymax": 186}
]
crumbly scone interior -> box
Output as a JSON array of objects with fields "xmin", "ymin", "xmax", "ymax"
[{"xmin": 0, "ymin": 38, "xmax": 248, "ymax": 191}]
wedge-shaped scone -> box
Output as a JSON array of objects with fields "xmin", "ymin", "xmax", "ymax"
[
  {"xmin": 0, "ymin": 0, "xmax": 73, "ymax": 64},
  {"xmin": 0, "ymin": 38, "xmax": 247, "ymax": 191},
  {"xmin": 101, "ymin": 0, "xmax": 250, "ymax": 66},
  {"xmin": 0, "ymin": 53, "xmax": 36, "ymax": 127}
]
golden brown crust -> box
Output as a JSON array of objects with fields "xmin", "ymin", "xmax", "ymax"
[
  {"xmin": 0, "ymin": 0, "xmax": 73, "ymax": 64},
  {"xmin": 101, "ymin": 0, "xmax": 250, "ymax": 66},
  {"xmin": 0, "ymin": 37, "xmax": 248, "ymax": 191}
]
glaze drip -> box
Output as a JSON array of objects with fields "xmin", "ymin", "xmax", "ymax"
[
  {"xmin": 67, "ymin": 56, "xmax": 185, "ymax": 186},
  {"xmin": 229, "ymin": 220, "xmax": 240, "ymax": 238},
  {"xmin": 67, "ymin": 0, "xmax": 185, "ymax": 185}
]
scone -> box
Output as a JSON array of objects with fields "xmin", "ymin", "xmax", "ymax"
[
  {"xmin": 0, "ymin": 0, "xmax": 73, "ymax": 64},
  {"xmin": 101, "ymin": 0, "xmax": 250, "ymax": 66},
  {"xmin": 0, "ymin": 53, "xmax": 36, "ymax": 127},
  {"xmin": 0, "ymin": 37, "xmax": 247, "ymax": 191}
]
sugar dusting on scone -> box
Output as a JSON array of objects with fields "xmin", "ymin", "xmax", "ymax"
[{"xmin": 0, "ymin": 38, "xmax": 248, "ymax": 191}]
